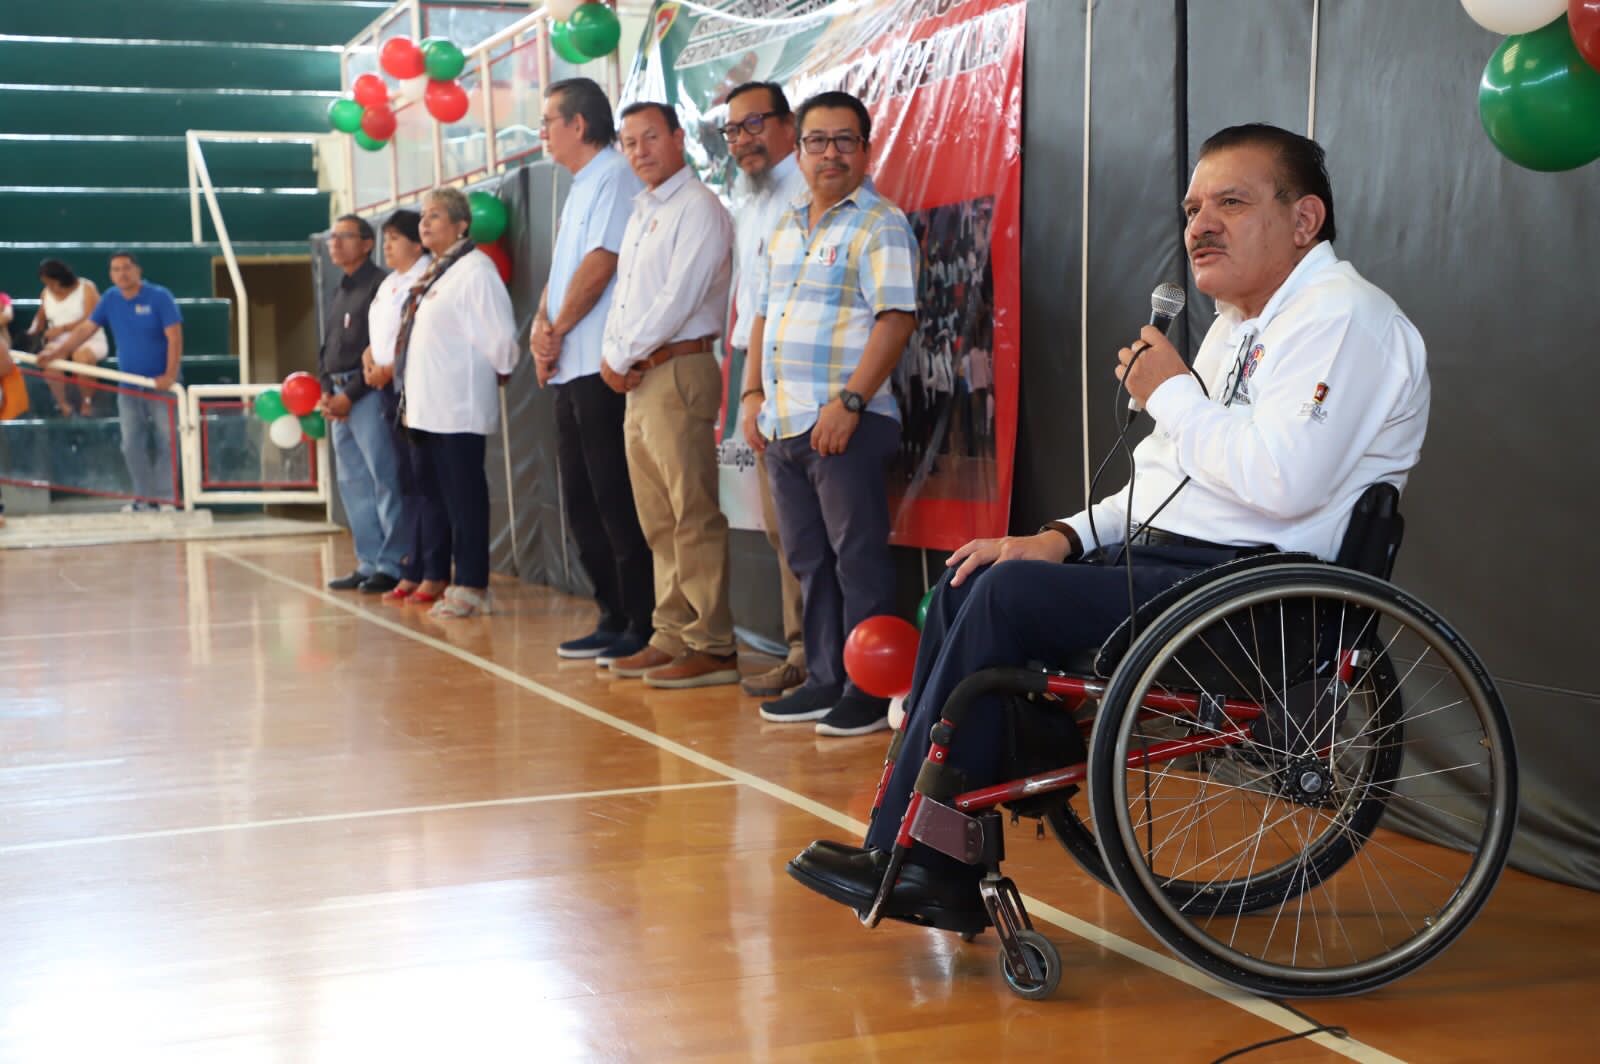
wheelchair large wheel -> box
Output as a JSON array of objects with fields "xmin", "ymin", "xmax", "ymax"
[{"xmin": 1087, "ymin": 564, "xmax": 1517, "ymax": 997}]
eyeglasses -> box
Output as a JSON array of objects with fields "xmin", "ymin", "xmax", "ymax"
[
  {"xmin": 719, "ymin": 110, "xmax": 781, "ymax": 141},
  {"xmin": 539, "ymin": 114, "xmax": 562, "ymax": 131},
  {"xmin": 328, "ymin": 232, "xmax": 365, "ymax": 242},
  {"xmin": 799, "ymin": 132, "xmax": 864, "ymax": 155}
]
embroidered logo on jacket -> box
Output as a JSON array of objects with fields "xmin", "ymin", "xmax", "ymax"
[{"xmin": 1299, "ymin": 382, "xmax": 1330, "ymax": 422}]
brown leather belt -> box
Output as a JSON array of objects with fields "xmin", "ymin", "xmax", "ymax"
[{"xmin": 636, "ymin": 336, "xmax": 714, "ymax": 372}]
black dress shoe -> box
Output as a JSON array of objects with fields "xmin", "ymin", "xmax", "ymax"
[
  {"xmin": 787, "ymin": 841, "xmax": 990, "ymax": 934},
  {"xmin": 327, "ymin": 571, "xmax": 369, "ymax": 591},
  {"xmin": 359, "ymin": 572, "xmax": 400, "ymax": 594}
]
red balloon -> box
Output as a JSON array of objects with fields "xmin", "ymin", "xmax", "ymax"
[
  {"xmin": 424, "ymin": 78, "xmax": 470, "ymax": 124},
  {"xmin": 281, "ymin": 372, "xmax": 322, "ymax": 417},
  {"xmin": 380, "ymin": 37, "xmax": 426, "ymax": 80},
  {"xmin": 361, "ymin": 104, "xmax": 397, "ymax": 141},
  {"xmin": 352, "ymin": 73, "xmax": 388, "ymax": 109},
  {"xmin": 843, "ymin": 615, "xmax": 920, "ymax": 698},
  {"xmin": 479, "ymin": 241, "xmax": 513, "ymax": 284},
  {"xmin": 1574, "ymin": 1, "xmax": 1600, "ymax": 74}
]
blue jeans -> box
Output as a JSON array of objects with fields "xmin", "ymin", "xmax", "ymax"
[
  {"xmin": 331, "ymin": 383, "xmax": 405, "ymax": 577},
  {"xmin": 116, "ymin": 386, "xmax": 177, "ymax": 504}
]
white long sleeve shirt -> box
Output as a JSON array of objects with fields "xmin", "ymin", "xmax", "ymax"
[
  {"xmin": 601, "ymin": 164, "xmax": 733, "ymax": 373},
  {"xmin": 1063, "ymin": 242, "xmax": 1430, "ymax": 561},
  {"xmin": 729, "ymin": 152, "xmax": 805, "ymax": 351},
  {"xmin": 401, "ymin": 249, "xmax": 520, "ymax": 435},
  {"xmin": 368, "ymin": 253, "xmax": 433, "ymax": 367}
]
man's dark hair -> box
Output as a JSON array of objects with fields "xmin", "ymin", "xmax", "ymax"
[
  {"xmin": 109, "ymin": 251, "xmax": 140, "ymax": 267},
  {"xmin": 383, "ymin": 208, "xmax": 422, "ymax": 245},
  {"xmin": 795, "ymin": 90, "xmax": 872, "ymax": 144},
  {"xmin": 619, "ymin": 100, "xmax": 680, "ymax": 133},
  {"xmin": 38, "ymin": 258, "xmax": 78, "ymax": 286},
  {"xmin": 548, "ymin": 77, "xmax": 616, "ymax": 145},
  {"xmin": 726, "ymin": 81, "xmax": 791, "ymax": 117},
  {"xmin": 1199, "ymin": 123, "xmax": 1336, "ymax": 242},
  {"xmin": 336, "ymin": 213, "xmax": 376, "ymax": 242}
]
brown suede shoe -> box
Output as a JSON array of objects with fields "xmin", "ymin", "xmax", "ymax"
[
  {"xmin": 643, "ymin": 651, "xmax": 740, "ymax": 689},
  {"xmin": 740, "ymin": 660, "xmax": 806, "ymax": 697},
  {"xmin": 610, "ymin": 644, "xmax": 675, "ymax": 678}
]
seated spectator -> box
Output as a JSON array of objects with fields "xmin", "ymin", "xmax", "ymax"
[{"xmin": 30, "ymin": 259, "xmax": 109, "ymax": 417}]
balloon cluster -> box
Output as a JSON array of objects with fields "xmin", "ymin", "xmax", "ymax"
[
  {"xmin": 467, "ymin": 190, "xmax": 514, "ymax": 285},
  {"xmin": 1467, "ymin": 1, "xmax": 1600, "ymax": 171},
  {"xmin": 254, "ymin": 372, "xmax": 327, "ymax": 450},
  {"xmin": 326, "ymin": 36, "xmax": 473, "ymax": 152},
  {"xmin": 547, "ymin": 0, "xmax": 623, "ymax": 63}
]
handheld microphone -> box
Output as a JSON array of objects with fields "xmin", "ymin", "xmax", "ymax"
[{"xmin": 1127, "ymin": 282, "xmax": 1187, "ymax": 414}]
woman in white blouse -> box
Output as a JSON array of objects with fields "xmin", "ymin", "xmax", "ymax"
[
  {"xmin": 29, "ymin": 259, "xmax": 108, "ymax": 417},
  {"xmin": 391, "ymin": 187, "xmax": 519, "ymax": 619},
  {"xmin": 362, "ymin": 208, "xmax": 447, "ymax": 605}
]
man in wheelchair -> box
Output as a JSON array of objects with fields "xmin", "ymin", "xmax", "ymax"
[{"xmin": 788, "ymin": 123, "xmax": 1432, "ymax": 933}]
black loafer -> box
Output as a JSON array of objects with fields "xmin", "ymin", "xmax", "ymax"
[
  {"xmin": 360, "ymin": 572, "xmax": 400, "ymax": 594},
  {"xmin": 327, "ymin": 571, "xmax": 368, "ymax": 591},
  {"xmin": 787, "ymin": 841, "xmax": 990, "ymax": 934}
]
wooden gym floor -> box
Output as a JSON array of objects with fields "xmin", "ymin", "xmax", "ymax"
[{"xmin": 0, "ymin": 534, "xmax": 1594, "ymax": 1061}]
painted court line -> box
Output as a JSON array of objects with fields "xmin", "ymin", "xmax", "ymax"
[
  {"xmin": 0, "ymin": 781, "xmax": 738, "ymax": 856},
  {"xmin": 216, "ymin": 549, "xmax": 1402, "ymax": 1063}
]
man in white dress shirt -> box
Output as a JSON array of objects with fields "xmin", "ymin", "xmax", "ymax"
[
  {"xmin": 722, "ymin": 80, "xmax": 810, "ymax": 700},
  {"xmin": 788, "ymin": 123, "xmax": 1432, "ymax": 927},
  {"xmin": 600, "ymin": 101, "xmax": 739, "ymax": 689}
]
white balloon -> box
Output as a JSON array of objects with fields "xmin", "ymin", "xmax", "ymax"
[
  {"xmin": 547, "ymin": 0, "xmax": 583, "ymax": 21},
  {"xmin": 1459, "ymin": 0, "xmax": 1566, "ymax": 35},
  {"xmin": 269, "ymin": 414, "xmax": 304, "ymax": 450},
  {"xmin": 397, "ymin": 75, "xmax": 428, "ymax": 105}
]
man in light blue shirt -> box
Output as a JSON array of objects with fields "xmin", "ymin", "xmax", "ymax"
[{"xmin": 530, "ymin": 77, "xmax": 655, "ymax": 664}]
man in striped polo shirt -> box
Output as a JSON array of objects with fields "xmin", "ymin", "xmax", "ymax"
[{"xmin": 739, "ymin": 90, "xmax": 918, "ymax": 738}]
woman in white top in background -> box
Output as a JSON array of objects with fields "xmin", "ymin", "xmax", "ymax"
[
  {"xmin": 30, "ymin": 259, "xmax": 109, "ymax": 417},
  {"xmin": 390, "ymin": 186, "xmax": 520, "ymax": 619},
  {"xmin": 362, "ymin": 208, "xmax": 447, "ymax": 605}
]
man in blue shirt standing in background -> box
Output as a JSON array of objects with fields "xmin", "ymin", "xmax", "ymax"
[{"xmin": 52, "ymin": 251, "xmax": 184, "ymax": 510}]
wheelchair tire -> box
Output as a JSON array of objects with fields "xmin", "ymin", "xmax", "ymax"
[
  {"xmin": 1087, "ymin": 564, "xmax": 1517, "ymax": 997},
  {"xmin": 1000, "ymin": 929, "xmax": 1062, "ymax": 1000}
]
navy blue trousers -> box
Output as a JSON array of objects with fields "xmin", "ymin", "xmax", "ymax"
[
  {"xmin": 383, "ymin": 390, "xmax": 451, "ymax": 584},
  {"xmin": 862, "ymin": 545, "xmax": 1238, "ymax": 875},
  {"xmin": 412, "ymin": 429, "xmax": 489, "ymax": 589}
]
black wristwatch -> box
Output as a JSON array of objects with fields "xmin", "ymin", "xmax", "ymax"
[{"xmin": 838, "ymin": 389, "xmax": 865, "ymax": 414}]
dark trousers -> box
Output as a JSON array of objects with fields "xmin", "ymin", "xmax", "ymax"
[
  {"xmin": 765, "ymin": 411, "xmax": 899, "ymax": 695},
  {"xmin": 554, "ymin": 373, "xmax": 655, "ymax": 636},
  {"xmin": 413, "ymin": 429, "xmax": 489, "ymax": 589},
  {"xmin": 863, "ymin": 546, "xmax": 1240, "ymax": 875}
]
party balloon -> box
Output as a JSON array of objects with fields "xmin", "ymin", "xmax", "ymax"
[
  {"xmin": 568, "ymin": 2, "xmax": 622, "ymax": 58},
  {"xmin": 421, "ymin": 37, "xmax": 467, "ymax": 81},
  {"xmin": 843, "ymin": 615, "xmax": 920, "ymax": 698},
  {"xmin": 549, "ymin": 20, "xmax": 590, "ymax": 64},
  {"xmin": 467, "ymin": 191, "xmax": 509, "ymax": 242},
  {"xmin": 1574, "ymin": 0, "xmax": 1600, "ymax": 73},
  {"xmin": 479, "ymin": 241, "xmax": 513, "ymax": 285},
  {"xmin": 327, "ymin": 97, "xmax": 363, "ymax": 134},
  {"xmin": 268, "ymin": 414, "xmax": 304, "ymax": 450},
  {"xmin": 1461, "ymin": 0, "xmax": 1566, "ymax": 34},
  {"xmin": 1479, "ymin": 16, "xmax": 1600, "ymax": 170},
  {"xmin": 424, "ymin": 78, "xmax": 471, "ymax": 123},
  {"xmin": 253, "ymin": 389, "xmax": 287, "ymax": 423},
  {"xmin": 380, "ymin": 37, "xmax": 426, "ymax": 80},
  {"xmin": 281, "ymin": 371, "xmax": 322, "ymax": 417},
  {"xmin": 397, "ymin": 74, "xmax": 428, "ymax": 105},
  {"xmin": 353, "ymin": 129, "xmax": 388, "ymax": 152},
  {"xmin": 361, "ymin": 104, "xmax": 397, "ymax": 141},
  {"xmin": 915, "ymin": 584, "xmax": 937, "ymax": 631},
  {"xmin": 352, "ymin": 72, "xmax": 388, "ymax": 108},
  {"xmin": 298, "ymin": 409, "xmax": 327, "ymax": 440},
  {"xmin": 547, "ymin": 0, "xmax": 583, "ymax": 19}
]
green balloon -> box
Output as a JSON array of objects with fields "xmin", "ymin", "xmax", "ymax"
[
  {"xmin": 354, "ymin": 129, "xmax": 388, "ymax": 152},
  {"xmin": 467, "ymin": 190, "xmax": 509, "ymax": 243},
  {"xmin": 254, "ymin": 389, "xmax": 287, "ymax": 423},
  {"xmin": 298, "ymin": 410, "xmax": 327, "ymax": 440},
  {"xmin": 915, "ymin": 585, "xmax": 937, "ymax": 631},
  {"xmin": 421, "ymin": 37, "xmax": 466, "ymax": 81},
  {"xmin": 1479, "ymin": 17, "xmax": 1600, "ymax": 172},
  {"xmin": 327, "ymin": 97, "xmax": 363, "ymax": 134},
  {"xmin": 568, "ymin": 3, "xmax": 621, "ymax": 59},
  {"xmin": 549, "ymin": 21, "xmax": 589, "ymax": 65}
]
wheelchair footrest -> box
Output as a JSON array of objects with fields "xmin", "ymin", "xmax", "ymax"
[{"xmin": 908, "ymin": 798, "xmax": 1003, "ymax": 866}]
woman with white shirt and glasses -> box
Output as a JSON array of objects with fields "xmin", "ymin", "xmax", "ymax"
[
  {"xmin": 391, "ymin": 187, "xmax": 520, "ymax": 619},
  {"xmin": 362, "ymin": 209, "xmax": 449, "ymax": 605}
]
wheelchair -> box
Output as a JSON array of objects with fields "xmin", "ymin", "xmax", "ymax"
[{"xmin": 856, "ymin": 485, "xmax": 1518, "ymax": 1000}]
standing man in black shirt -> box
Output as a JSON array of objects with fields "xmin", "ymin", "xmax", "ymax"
[{"xmin": 319, "ymin": 214, "xmax": 403, "ymax": 592}]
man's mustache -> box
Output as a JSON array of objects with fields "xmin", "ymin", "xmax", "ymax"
[{"xmin": 1190, "ymin": 236, "xmax": 1225, "ymax": 254}]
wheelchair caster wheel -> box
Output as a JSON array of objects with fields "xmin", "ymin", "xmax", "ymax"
[{"xmin": 1000, "ymin": 929, "xmax": 1061, "ymax": 1000}]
